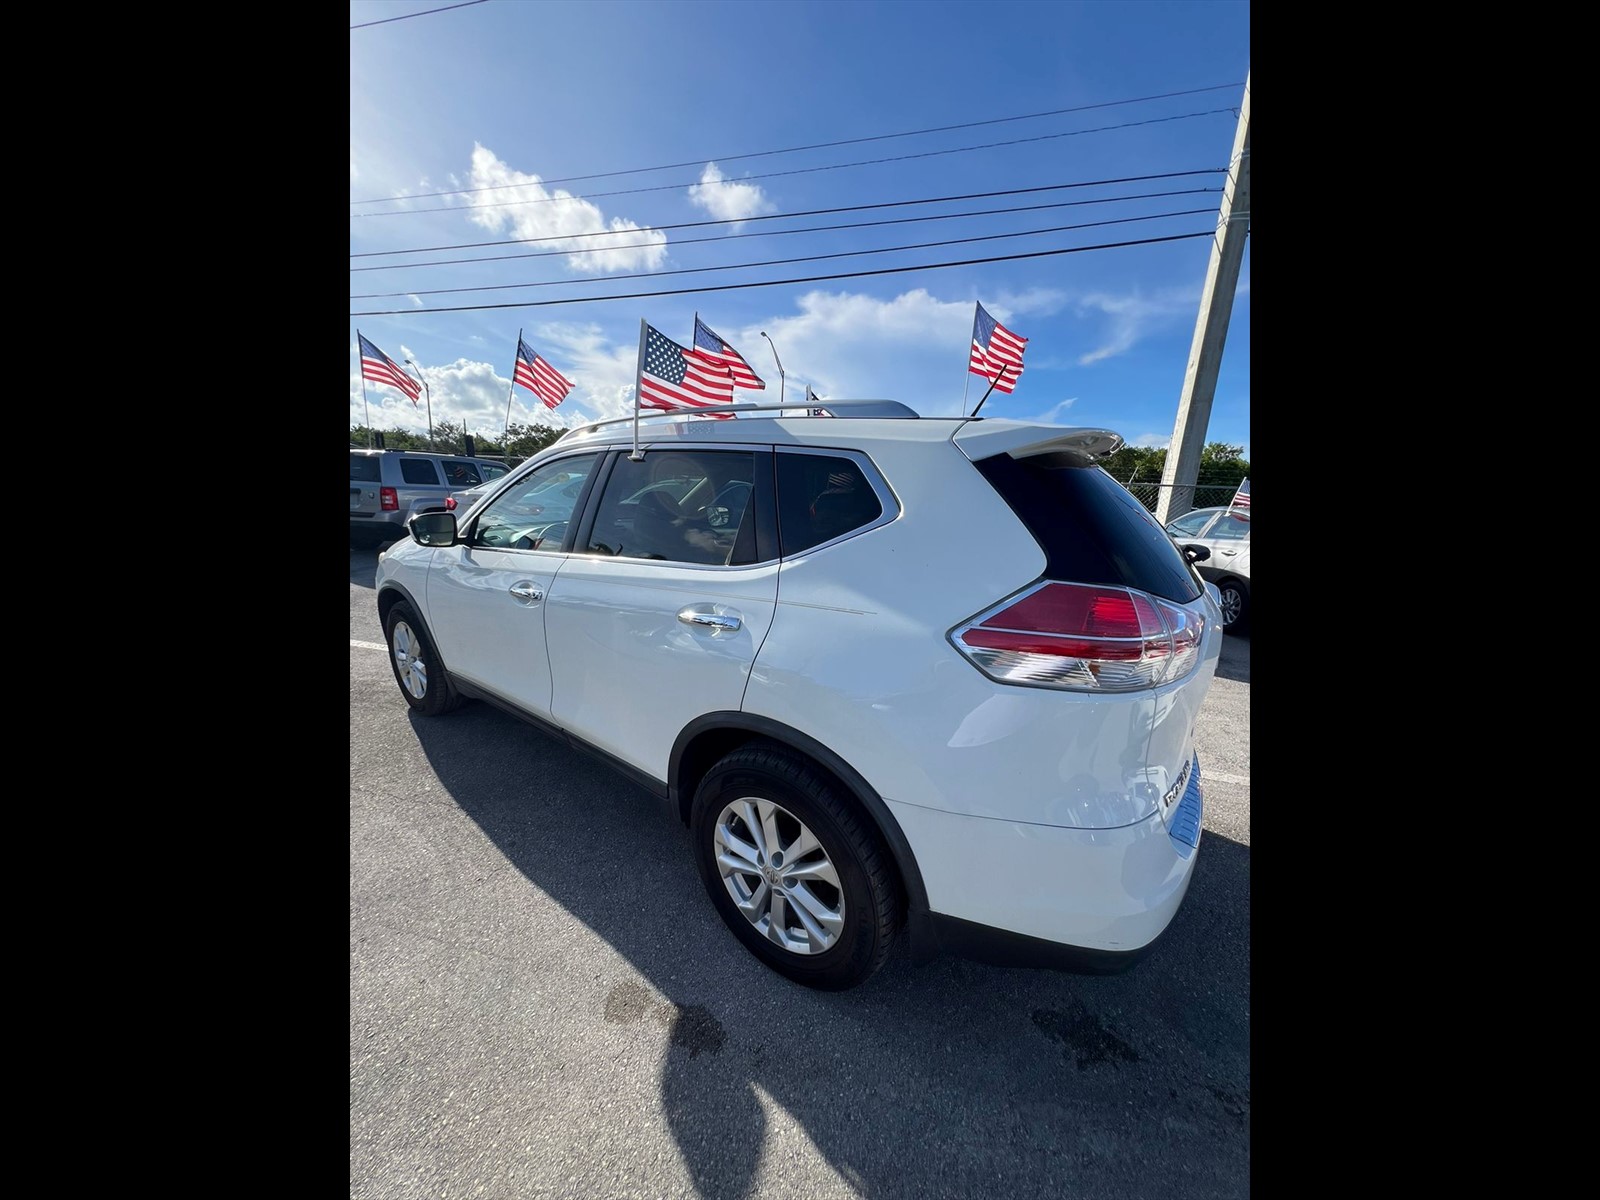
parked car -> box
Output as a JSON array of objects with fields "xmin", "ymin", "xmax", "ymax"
[
  {"xmin": 375, "ymin": 402, "xmax": 1224, "ymax": 989},
  {"xmin": 1164, "ymin": 505, "xmax": 1250, "ymax": 634},
  {"xmin": 350, "ymin": 449, "xmax": 513, "ymax": 545}
]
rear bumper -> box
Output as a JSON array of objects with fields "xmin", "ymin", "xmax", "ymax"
[{"xmin": 890, "ymin": 755, "xmax": 1203, "ymax": 972}]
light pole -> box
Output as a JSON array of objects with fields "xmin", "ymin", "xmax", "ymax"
[
  {"xmin": 404, "ymin": 358, "xmax": 434, "ymax": 449},
  {"xmin": 760, "ymin": 331, "xmax": 785, "ymax": 408}
]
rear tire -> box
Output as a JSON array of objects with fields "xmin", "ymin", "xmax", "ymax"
[
  {"xmin": 383, "ymin": 602, "xmax": 463, "ymax": 716},
  {"xmin": 690, "ymin": 744, "xmax": 900, "ymax": 990}
]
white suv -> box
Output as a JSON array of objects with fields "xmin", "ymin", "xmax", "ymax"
[{"xmin": 374, "ymin": 401, "xmax": 1223, "ymax": 990}]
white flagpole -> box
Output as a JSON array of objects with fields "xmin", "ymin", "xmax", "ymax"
[
  {"xmin": 504, "ymin": 328, "xmax": 522, "ymax": 448},
  {"xmin": 357, "ymin": 329, "xmax": 373, "ymax": 447},
  {"xmin": 632, "ymin": 319, "xmax": 647, "ymax": 461},
  {"xmin": 961, "ymin": 304, "xmax": 977, "ymax": 416}
]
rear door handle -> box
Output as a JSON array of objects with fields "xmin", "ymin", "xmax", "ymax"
[
  {"xmin": 678, "ymin": 608, "xmax": 741, "ymax": 633},
  {"xmin": 510, "ymin": 581, "xmax": 544, "ymax": 604}
]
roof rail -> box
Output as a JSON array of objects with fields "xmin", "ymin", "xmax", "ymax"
[{"xmin": 560, "ymin": 398, "xmax": 920, "ymax": 440}]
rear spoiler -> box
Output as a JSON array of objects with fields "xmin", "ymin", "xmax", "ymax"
[{"xmin": 951, "ymin": 420, "xmax": 1124, "ymax": 465}]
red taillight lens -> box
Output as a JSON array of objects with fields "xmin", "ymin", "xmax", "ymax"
[
  {"xmin": 952, "ymin": 582, "xmax": 1204, "ymax": 692},
  {"xmin": 445, "ymin": 496, "xmax": 457, "ymax": 511},
  {"xmin": 379, "ymin": 487, "xmax": 399, "ymax": 512}
]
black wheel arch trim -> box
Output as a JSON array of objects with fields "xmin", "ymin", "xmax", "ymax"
[{"xmin": 668, "ymin": 711, "xmax": 938, "ymax": 962}]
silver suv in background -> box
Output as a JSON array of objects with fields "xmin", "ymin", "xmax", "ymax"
[{"xmin": 350, "ymin": 449, "xmax": 513, "ymax": 545}]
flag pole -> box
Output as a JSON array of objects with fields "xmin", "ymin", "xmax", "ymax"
[
  {"xmin": 969, "ymin": 361, "xmax": 1009, "ymax": 419},
  {"xmin": 357, "ymin": 329, "xmax": 373, "ymax": 447},
  {"xmin": 631, "ymin": 319, "xmax": 647, "ymax": 461},
  {"xmin": 961, "ymin": 303, "xmax": 977, "ymax": 415},
  {"xmin": 503, "ymin": 328, "xmax": 522, "ymax": 448}
]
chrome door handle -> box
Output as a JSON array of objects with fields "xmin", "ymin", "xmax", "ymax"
[
  {"xmin": 510, "ymin": 582, "xmax": 544, "ymax": 604},
  {"xmin": 678, "ymin": 608, "xmax": 741, "ymax": 632}
]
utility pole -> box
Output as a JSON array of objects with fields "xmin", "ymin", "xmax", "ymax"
[{"xmin": 1156, "ymin": 71, "xmax": 1250, "ymax": 525}]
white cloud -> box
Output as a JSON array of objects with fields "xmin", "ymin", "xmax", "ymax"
[
  {"xmin": 1129, "ymin": 432, "xmax": 1171, "ymax": 449},
  {"xmin": 466, "ymin": 144, "xmax": 668, "ymax": 273},
  {"xmin": 687, "ymin": 162, "xmax": 774, "ymax": 223},
  {"xmin": 1032, "ymin": 398, "xmax": 1078, "ymax": 423},
  {"xmin": 1073, "ymin": 287, "xmax": 1197, "ymax": 366}
]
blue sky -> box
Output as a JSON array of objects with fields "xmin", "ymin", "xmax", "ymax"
[{"xmin": 350, "ymin": 0, "xmax": 1250, "ymax": 457}]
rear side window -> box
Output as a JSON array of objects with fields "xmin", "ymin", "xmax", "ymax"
[
  {"xmin": 775, "ymin": 454, "xmax": 883, "ymax": 556},
  {"xmin": 399, "ymin": 459, "xmax": 440, "ymax": 485},
  {"xmin": 973, "ymin": 455, "xmax": 1202, "ymax": 603},
  {"xmin": 350, "ymin": 455, "xmax": 381, "ymax": 483}
]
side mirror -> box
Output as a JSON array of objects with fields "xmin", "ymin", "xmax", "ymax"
[
  {"xmin": 410, "ymin": 511, "xmax": 459, "ymax": 547},
  {"xmin": 1182, "ymin": 543, "xmax": 1210, "ymax": 564}
]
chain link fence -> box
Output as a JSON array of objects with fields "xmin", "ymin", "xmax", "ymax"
[{"xmin": 1111, "ymin": 479, "xmax": 1242, "ymax": 518}]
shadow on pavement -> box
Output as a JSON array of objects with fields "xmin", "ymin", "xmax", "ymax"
[
  {"xmin": 404, "ymin": 702, "xmax": 1251, "ymax": 1199},
  {"xmin": 1214, "ymin": 631, "xmax": 1250, "ymax": 684}
]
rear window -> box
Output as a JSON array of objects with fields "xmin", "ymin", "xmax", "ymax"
[
  {"xmin": 350, "ymin": 454, "xmax": 381, "ymax": 483},
  {"xmin": 400, "ymin": 459, "xmax": 440, "ymax": 485},
  {"xmin": 973, "ymin": 455, "xmax": 1202, "ymax": 603}
]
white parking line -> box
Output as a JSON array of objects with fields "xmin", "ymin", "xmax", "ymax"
[{"xmin": 351, "ymin": 639, "xmax": 386, "ymax": 651}]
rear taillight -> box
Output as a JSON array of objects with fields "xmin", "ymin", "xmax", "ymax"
[
  {"xmin": 379, "ymin": 487, "xmax": 399, "ymax": 511},
  {"xmin": 951, "ymin": 581, "xmax": 1203, "ymax": 692},
  {"xmin": 445, "ymin": 496, "xmax": 457, "ymax": 511}
]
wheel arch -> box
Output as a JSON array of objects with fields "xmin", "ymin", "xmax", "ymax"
[
  {"xmin": 670, "ymin": 712, "xmax": 935, "ymax": 957},
  {"xmin": 376, "ymin": 580, "xmax": 425, "ymax": 633}
]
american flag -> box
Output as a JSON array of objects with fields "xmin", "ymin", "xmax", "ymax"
[
  {"xmin": 693, "ymin": 317, "xmax": 765, "ymax": 391},
  {"xmin": 359, "ymin": 333, "xmax": 422, "ymax": 403},
  {"xmin": 638, "ymin": 323, "xmax": 737, "ymax": 412},
  {"xmin": 1230, "ymin": 478, "xmax": 1250, "ymax": 512},
  {"xmin": 804, "ymin": 385, "xmax": 833, "ymax": 417},
  {"xmin": 513, "ymin": 337, "xmax": 573, "ymax": 409},
  {"xmin": 967, "ymin": 303, "xmax": 1027, "ymax": 394}
]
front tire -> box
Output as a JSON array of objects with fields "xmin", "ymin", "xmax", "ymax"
[
  {"xmin": 690, "ymin": 744, "xmax": 901, "ymax": 990},
  {"xmin": 1218, "ymin": 579, "xmax": 1250, "ymax": 634},
  {"xmin": 383, "ymin": 601, "xmax": 463, "ymax": 716}
]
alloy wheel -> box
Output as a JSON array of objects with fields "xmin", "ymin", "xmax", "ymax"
[{"xmin": 713, "ymin": 797, "xmax": 845, "ymax": 954}]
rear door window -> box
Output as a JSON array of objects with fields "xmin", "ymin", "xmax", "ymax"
[
  {"xmin": 350, "ymin": 455, "xmax": 382, "ymax": 483},
  {"xmin": 441, "ymin": 460, "xmax": 482, "ymax": 487}
]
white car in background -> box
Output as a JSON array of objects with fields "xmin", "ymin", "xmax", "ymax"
[
  {"xmin": 375, "ymin": 401, "xmax": 1224, "ymax": 990},
  {"xmin": 1164, "ymin": 505, "xmax": 1251, "ymax": 634}
]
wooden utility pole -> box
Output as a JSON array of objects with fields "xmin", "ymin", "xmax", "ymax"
[{"xmin": 1156, "ymin": 71, "xmax": 1251, "ymax": 525}]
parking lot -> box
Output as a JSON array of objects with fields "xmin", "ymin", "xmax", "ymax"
[{"xmin": 350, "ymin": 543, "xmax": 1250, "ymax": 1199}]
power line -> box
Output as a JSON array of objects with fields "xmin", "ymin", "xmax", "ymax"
[
  {"xmin": 350, "ymin": 109, "xmax": 1236, "ymax": 219},
  {"xmin": 349, "ymin": 82, "xmax": 1245, "ymax": 205},
  {"xmin": 352, "ymin": 209, "xmax": 1216, "ymax": 299},
  {"xmin": 352, "ymin": 170, "xmax": 1222, "ymax": 258},
  {"xmin": 350, "ymin": 230, "xmax": 1215, "ymax": 316},
  {"xmin": 351, "ymin": 0, "xmax": 489, "ymax": 30},
  {"xmin": 350, "ymin": 186, "xmax": 1220, "ymax": 274}
]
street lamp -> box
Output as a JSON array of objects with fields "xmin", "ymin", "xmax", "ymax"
[
  {"xmin": 403, "ymin": 358, "xmax": 435, "ymax": 449},
  {"xmin": 760, "ymin": 331, "xmax": 785, "ymax": 408}
]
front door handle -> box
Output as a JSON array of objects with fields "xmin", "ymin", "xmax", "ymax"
[
  {"xmin": 678, "ymin": 608, "xmax": 741, "ymax": 633},
  {"xmin": 510, "ymin": 581, "xmax": 544, "ymax": 604}
]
